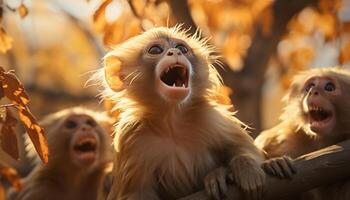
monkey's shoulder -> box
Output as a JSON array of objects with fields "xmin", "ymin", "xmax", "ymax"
[{"xmin": 255, "ymin": 123, "xmax": 298, "ymax": 158}]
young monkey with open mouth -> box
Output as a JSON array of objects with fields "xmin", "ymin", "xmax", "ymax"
[{"xmin": 95, "ymin": 26, "xmax": 267, "ymax": 200}]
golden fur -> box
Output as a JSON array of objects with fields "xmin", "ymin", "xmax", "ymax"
[
  {"xmin": 255, "ymin": 67, "xmax": 350, "ymax": 200},
  {"xmin": 94, "ymin": 26, "xmax": 265, "ymax": 200}
]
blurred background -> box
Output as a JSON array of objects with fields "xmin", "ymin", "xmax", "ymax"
[{"xmin": 0, "ymin": 0, "xmax": 349, "ymax": 137}]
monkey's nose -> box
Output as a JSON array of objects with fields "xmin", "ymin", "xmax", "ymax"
[
  {"xmin": 81, "ymin": 125, "xmax": 92, "ymax": 132},
  {"xmin": 166, "ymin": 48, "xmax": 182, "ymax": 56},
  {"xmin": 311, "ymin": 90, "xmax": 319, "ymax": 96}
]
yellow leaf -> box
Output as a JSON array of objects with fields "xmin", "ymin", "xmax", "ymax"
[
  {"xmin": 0, "ymin": 108, "xmax": 19, "ymax": 160},
  {"xmin": 0, "ymin": 28, "xmax": 12, "ymax": 53},
  {"xmin": 339, "ymin": 41, "xmax": 350, "ymax": 64},
  {"xmin": 0, "ymin": 166, "xmax": 22, "ymax": 192},
  {"xmin": 18, "ymin": 107, "xmax": 48, "ymax": 164},
  {"xmin": 93, "ymin": 0, "xmax": 112, "ymax": 32},
  {"xmin": 18, "ymin": 3, "xmax": 28, "ymax": 18},
  {"xmin": 0, "ymin": 68, "xmax": 29, "ymax": 106}
]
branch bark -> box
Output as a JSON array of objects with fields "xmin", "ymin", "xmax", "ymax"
[
  {"xmin": 169, "ymin": 0, "xmax": 318, "ymax": 137},
  {"xmin": 179, "ymin": 139, "xmax": 350, "ymax": 200}
]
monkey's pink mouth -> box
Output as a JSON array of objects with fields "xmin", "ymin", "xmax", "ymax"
[
  {"xmin": 160, "ymin": 64, "xmax": 189, "ymax": 88},
  {"xmin": 71, "ymin": 134, "xmax": 98, "ymax": 165},
  {"xmin": 158, "ymin": 63, "xmax": 190, "ymax": 101},
  {"xmin": 308, "ymin": 105, "xmax": 334, "ymax": 133}
]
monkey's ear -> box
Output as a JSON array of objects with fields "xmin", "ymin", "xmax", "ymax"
[{"xmin": 104, "ymin": 55, "xmax": 124, "ymax": 91}]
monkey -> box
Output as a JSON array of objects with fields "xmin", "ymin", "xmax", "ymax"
[
  {"xmin": 92, "ymin": 26, "xmax": 267, "ymax": 200},
  {"xmin": 8, "ymin": 107, "xmax": 113, "ymax": 200},
  {"xmin": 255, "ymin": 67, "xmax": 350, "ymax": 200}
]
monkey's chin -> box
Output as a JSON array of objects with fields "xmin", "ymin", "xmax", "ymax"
[
  {"xmin": 308, "ymin": 115, "xmax": 335, "ymax": 136},
  {"xmin": 158, "ymin": 83, "xmax": 190, "ymax": 102}
]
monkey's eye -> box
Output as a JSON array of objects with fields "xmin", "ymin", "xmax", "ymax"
[
  {"xmin": 175, "ymin": 44, "xmax": 188, "ymax": 54},
  {"xmin": 86, "ymin": 119, "xmax": 96, "ymax": 127},
  {"xmin": 324, "ymin": 82, "xmax": 336, "ymax": 92},
  {"xmin": 148, "ymin": 45, "xmax": 163, "ymax": 54},
  {"xmin": 305, "ymin": 83, "xmax": 315, "ymax": 92},
  {"xmin": 65, "ymin": 120, "xmax": 78, "ymax": 129}
]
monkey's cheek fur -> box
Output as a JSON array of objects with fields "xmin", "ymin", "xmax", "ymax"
[{"xmin": 70, "ymin": 131, "xmax": 100, "ymax": 166}]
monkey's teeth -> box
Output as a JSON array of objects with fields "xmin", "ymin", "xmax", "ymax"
[
  {"xmin": 182, "ymin": 84, "xmax": 185, "ymax": 88},
  {"xmin": 173, "ymin": 83, "xmax": 176, "ymax": 87}
]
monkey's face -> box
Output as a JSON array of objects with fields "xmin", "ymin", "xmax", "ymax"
[
  {"xmin": 49, "ymin": 114, "xmax": 108, "ymax": 169},
  {"xmin": 103, "ymin": 27, "xmax": 217, "ymax": 107},
  {"xmin": 301, "ymin": 76, "xmax": 341, "ymax": 136},
  {"xmin": 143, "ymin": 38, "xmax": 193, "ymax": 102}
]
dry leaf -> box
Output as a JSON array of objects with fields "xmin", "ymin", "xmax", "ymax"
[
  {"xmin": 18, "ymin": 107, "xmax": 48, "ymax": 164},
  {"xmin": 0, "ymin": 67, "xmax": 48, "ymax": 164},
  {"xmin": 0, "ymin": 166, "xmax": 22, "ymax": 192},
  {"xmin": 0, "ymin": 108, "xmax": 19, "ymax": 159},
  {"xmin": 0, "ymin": 68, "xmax": 29, "ymax": 106},
  {"xmin": 339, "ymin": 41, "xmax": 350, "ymax": 64},
  {"xmin": 93, "ymin": 0, "xmax": 112, "ymax": 32},
  {"xmin": 18, "ymin": 3, "xmax": 29, "ymax": 19},
  {"xmin": 0, "ymin": 28, "xmax": 13, "ymax": 53}
]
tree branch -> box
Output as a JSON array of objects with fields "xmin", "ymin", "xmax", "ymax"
[{"xmin": 179, "ymin": 139, "xmax": 350, "ymax": 200}]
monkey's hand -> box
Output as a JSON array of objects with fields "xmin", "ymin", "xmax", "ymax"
[
  {"xmin": 229, "ymin": 156, "xmax": 266, "ymax": 200},
  {"xmin": 204, "ymin": 167, "xmax": 229, "ymax": 200},
  {"xmin": 262, "ymin": 156, "xmax": 296, "ymax": 179}
]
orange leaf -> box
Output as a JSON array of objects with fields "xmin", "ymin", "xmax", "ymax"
[
  {"xmin": 0, "ymin": 27, "xmax": 12, "ymax": 53},
  {"xmin": 18, "ymin": 107, "xmax": 48, "ymax": 164},
  {"xmin": 0, "ymin": 166, "xmax": 22, "ymax": 191},
  {"xmin": 0, "ymin": 68, "xmax": 29, "ymax": 106},
  {"xmin": 0, "ymin": 108, "xmax": 19, "ymax": 159},
  {"xmin": 339, "ymin": 41, "xmax": 350, "ymax": 64},
  {"xmin": 18, "ymin": 3, "xmax": 28, "ymax": 18},
  {"xmin": 93, "ymin": 0, "xmax": 112, "ymax": 32}
]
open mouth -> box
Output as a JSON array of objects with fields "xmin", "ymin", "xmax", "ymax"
[
  {"xmin": 160, "ymin": 64, "xmax": 189, "ymax": 88},
  {"xmin": 72, "ymin": 135, "xmax": 98, "ymax": 165},
  {"xmin": 308, "ymin": 105, "xmax": 333, "ymax": 132}
]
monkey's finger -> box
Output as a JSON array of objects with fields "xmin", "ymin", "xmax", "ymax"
[
  {"xmin": 205, "ymin": 177, "xmax": 213, "ymax": 198},
  {"xmin": 271, "ymin": 160, "xmax": 284, "ymax": 178},
  {"xmin": 217, "ymin": 172, "xmax": 228, "ymax": 198},
  {"xmin": 210, "ymin": 179, "xmax": 221, "ymax": 200},
  {"xmin": 262, "ymin": 162, "xmax": 277, "ymax": 177},
  {"xmin": 277, "ymin": 159, "xmax": 293, "ymax": 179},
  {"xmin": 283, "ymin": 156, "xmax": 297, "ymax": 174}
]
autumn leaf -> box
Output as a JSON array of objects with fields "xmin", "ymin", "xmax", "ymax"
[
  {"xmin": 339, "ymin": 41, "xmax": 350, "ymax": 64},
  {"xmin": 0, "ymin": 108, "xmax": 19, "ymax": 159},
  {"xmin": 0, "ymin": 67, "xmax": 29, "ymax": 106},
  {"xmin": 0, "ymin": 27, "xmax": 13, "ymax": 53},
  {"xmin": 18, "ymin": 107, "xmax": 48, "ymax": 164},
  {"xmin": 18, "ymin": 3, "xmax": 29, "ymax": 19},
  {"xmin": 93, "ymin": 0, "xmax": 112, "ymax": 32},
  {"xmin": 0, "ymin": 67, "xmax": 48, "ymax": 163},
  {"xmin": 0, "ymin": 166, "xmax": 22, "ymax": 192}
]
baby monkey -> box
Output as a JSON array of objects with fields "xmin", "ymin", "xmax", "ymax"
[
  {"xmin": 97, "ymin": 26, "xmax": 266, "ymax": 200},
  {"xmin": 8, "ymin": 107, "xmax": 112, "ymax": 200}
]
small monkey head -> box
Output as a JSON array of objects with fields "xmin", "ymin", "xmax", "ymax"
[
  {"xmin": 41, "ymin": 108, "xmax": 112, "ymax": 170},
  {"xmin": 282, "ymin": 67, "xmax": 350, "ymax": 139},
  {"xmin": 102, "ymin": 26, "xmax": 220, "ymax": 108}
]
